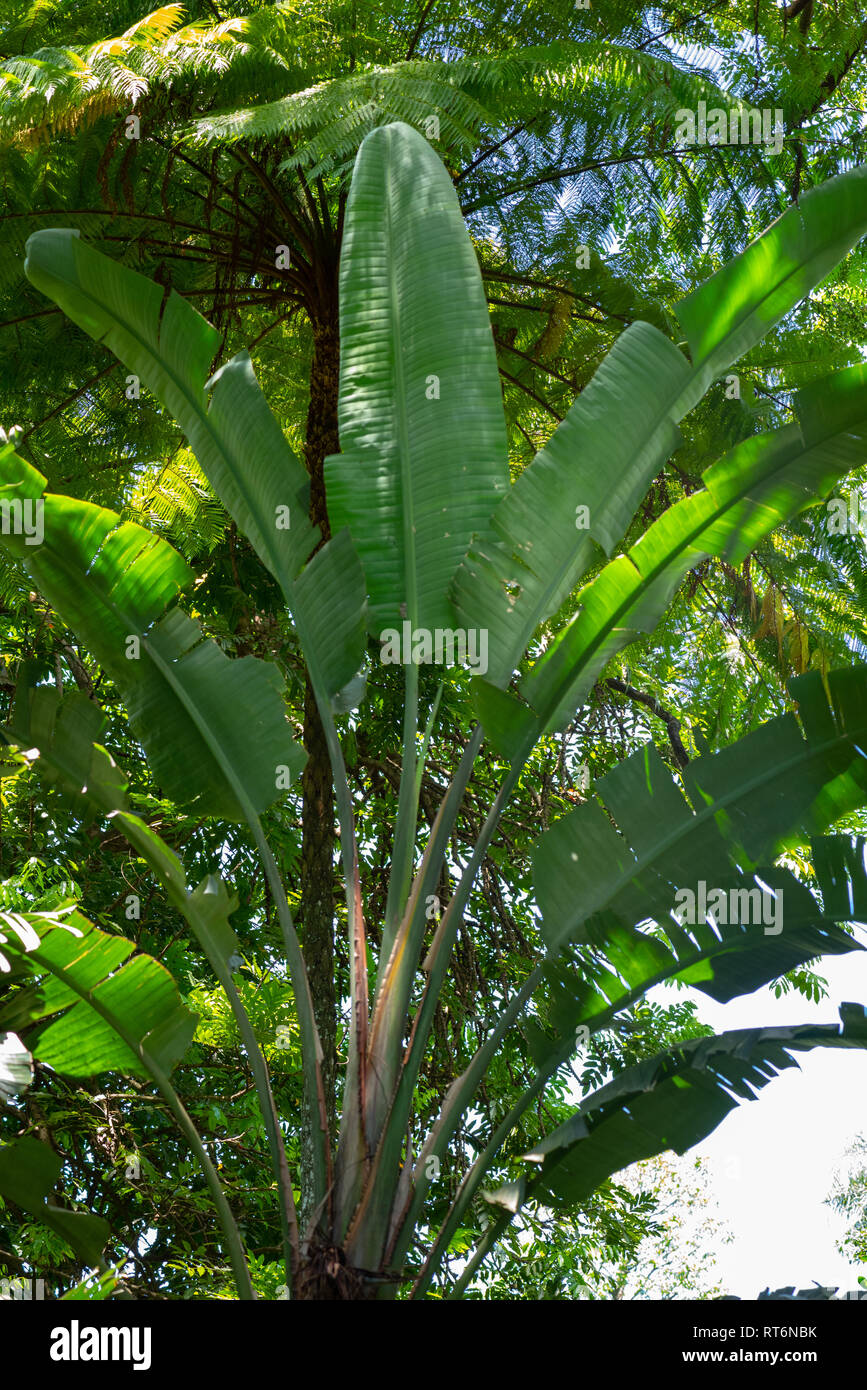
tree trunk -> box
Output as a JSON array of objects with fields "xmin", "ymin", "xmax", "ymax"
[{"xmin": 298, "ymin": 304, "xmax": 341, "ymax": 1235}]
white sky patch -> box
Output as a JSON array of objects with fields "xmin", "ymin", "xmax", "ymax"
[{"xmin": 648, "ymin": 947, "xmax": 867, "ymax": 1296}]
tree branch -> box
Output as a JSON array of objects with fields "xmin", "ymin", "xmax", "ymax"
[
  {"xmin": 405, "ymin": 0, "xmax": 439, "ymax": 60},
  {"xmin": 603, "ymin": 677, "xmax": 690, "ymax": 768},
  {"xmin": 497, "ymin": 364, "xmax": 563, "ymax": 420}
]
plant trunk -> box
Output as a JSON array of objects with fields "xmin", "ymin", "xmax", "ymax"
[
  {"xmin": 295, "ymin": 1242, "xmax": 381, "ymax": 1300},
  {"xmin": 298, "ymin": 304, "xmax": 341, "ymax": 1236}
]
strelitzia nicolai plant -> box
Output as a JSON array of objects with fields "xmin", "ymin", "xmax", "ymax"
[{"xmin": 3, "ymin": 122, "xmax": 867, "ymax": 1299}]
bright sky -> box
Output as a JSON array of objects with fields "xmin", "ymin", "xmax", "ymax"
[{"xmin": 649, "ymin": 942, "xmax": 867, "ymax": 1298}]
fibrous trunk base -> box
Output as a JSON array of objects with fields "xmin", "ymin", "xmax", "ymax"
[{"xmin": 295, "ymin": 1244, "xmax": 376, "ymax": 1301}]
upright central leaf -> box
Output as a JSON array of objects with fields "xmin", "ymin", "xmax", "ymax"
[{"xmin": 325, "ymin": 121, "xmax": 509, "ymax": 634}]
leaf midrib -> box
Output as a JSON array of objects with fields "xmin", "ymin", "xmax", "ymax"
[{"xmin": 385, "ymin": 139, "xmax": 418, "ymax": 628}]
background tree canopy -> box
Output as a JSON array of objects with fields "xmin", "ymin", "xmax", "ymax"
[{"xmin": 1, "ymin": 0, "xmax": 867, "ymax": 1302}]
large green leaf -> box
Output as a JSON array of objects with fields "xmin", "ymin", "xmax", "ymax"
[
  {"xmin": 518, "ymin": 362, "xmax": 867, "ymax": 735},
  {"xmin": 4, "ymin": 678, "xmax": 128, "ymax": 820},
  {"xmin": 455, "ymin": 163, "xmax": 867, "ymax": 689},
  {"xmin": 23, "ymin": 227, "xmax": 317, "ymax": 586},
  {"xmin": 454, "ymin": 321, "xmax": 692, "ymax": 686},
  {"xmin": 0, "ymin": 1137, "xmax": 109, "ymax": 1264},
  {"xmin": 0, "ymin": 899, "xmax": 214, "ymax": 1269},
  {"xmin": 325, "ymin": 121, "xmax": 510, "ymax": 634},
  {"xmin": 527, "ymin": 856, "xmax": 861, "ymax": 1050},
  {"xmin": 22, "ymin": 230, "xmax": 368, "ymax": 709},
  {"xmin": 526, "ymin": 857, "xmax": 862, "ymax": 1071},
  {"xmin": 510, "ymin": 1007, "xmax": 867, "ymax": 1211},
  {"xmin": 0, "ymin": 895, "xmax": 251, "ymax": 1295},
  {"xmin": 812, "ymin": 832, "xmax": 867, "ymax": 920},
  {"xmin": 2, "ymin": 684, "xmax": 308, "ymax": 1275},
  {"xmin": 0, "ymin": 906, "xmax": 197, "ymax": 1078},
  {"xmin": 3, "ymin": 686, "xmax": 243, "ymax": 974},
  {"xmin": 676, "ymin": 165, "xmax": 867, "ymax": 379},
  {"xmin": 533, "ymin": 667, "xmax": 867, "ymax": 961},
  {"xmin": 292, "ymin": 527, "xmax": 369, "ymax": 705},
  {"xmin": 401, "ymin": 675, "xmax": 867, "ymax": 1283},
  {"xmin": 0, "ymin": 448, "xmax": 305, "ymax": 819}
]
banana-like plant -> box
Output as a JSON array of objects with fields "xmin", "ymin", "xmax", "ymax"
[{"xmin": 3, "ymin": 122, "xmax": 867, "ymax": 1298}]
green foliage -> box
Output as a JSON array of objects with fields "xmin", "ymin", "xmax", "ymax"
[
  {"xmin": 3, "ymin": 0, "xmax": 867, "ymax": 1305},
  {"xmin": 0, "ymin": 447, "xmax": 306, "ymax": 819},
  {"xmin": 828, "ymin": 1134, "xmax": 867, "ymax": 1270}
]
